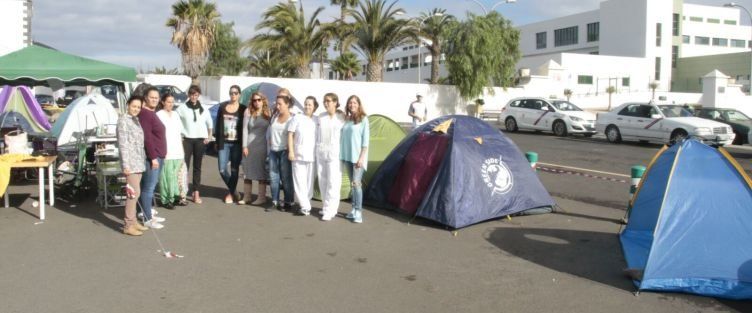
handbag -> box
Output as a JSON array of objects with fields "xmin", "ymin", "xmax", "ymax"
[{"xmin": 4, "ymin": 129, "xmax": 28, "ymax": 154}]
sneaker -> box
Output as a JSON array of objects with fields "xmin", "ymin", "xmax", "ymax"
[
  {"xmin": 137, "ymin": 212, "xmax": 164, "ymax": 222},
  {"xmin": 152, "ymin": 209, "xmax": 159, "ymax": 215},
  {"xmin": 352, "ymin": 209, "xmax": 363, "ymax": 224},
  {"xmin": 152, "ymin": 216, "xmax": 166, "ymax": 223},
  {"xmin": 267, "ymin": 201, "xmax": 277, "ymax": 212},
  {"xmin": 144, "ymin": 220, "xmax": 164, "ymax": 229},
  {"xmin": 321, "ymin": 215, "xmax": 334, "ymax": 221},
  {"xmin": 251, "ymin": 197, "xmax": 267, "ymax": 206},
  {"xmin": 346, "ymin": 209, "xmax": 355, "ymax": 220},
  {"xmin": 279, "ymin": 203, "xmax": 290, "ymax": 212}
]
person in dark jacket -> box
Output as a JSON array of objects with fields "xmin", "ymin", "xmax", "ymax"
[
  {"xmin": 138, "ymin": 87, "xmax": 167, "ymax": 229},
  {"xmin": 215, "ymin": 85, "xmax": 246, "ymax": 204}
]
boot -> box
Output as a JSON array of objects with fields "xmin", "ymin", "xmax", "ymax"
[
  {"xmin": 134, "ymin": 223, "xmax": 148, "ymax": 231},
  {"xmin": 238, "ymin": 181, "xmax": 253, "ymax": 205},
  {"xmin": 251, "ymin": 183, "xmax": 268, "ymax": 205},
  {"xmin": 123, "ymin": 225, "xmax": 144, "ymax": 236}
]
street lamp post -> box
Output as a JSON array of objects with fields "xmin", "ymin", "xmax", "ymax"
[
  {"xmin": 725, "ymin": 2, "xmax": 752, "ymax": 93},
  {"xmin": 398, "ymin": 11, "xmax": 443, "ymax": 84},
  {"xmin": 467, "ymin": 0, "xmax": 517, "ymax": 15}
]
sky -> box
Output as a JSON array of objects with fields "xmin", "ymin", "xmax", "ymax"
[{"xmin": 29, "ymin": 0, "xmax": 752, "ymax": 71}]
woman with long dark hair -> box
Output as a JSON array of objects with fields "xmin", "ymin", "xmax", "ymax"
[
  {"xmin": 215, "ymin": 85, "xmax": 246, "ymax": 203},
  {"xmin": 267, "ymin": 95, "xmax": 295, "ymax": 212},
  {"xmin": 157, "ymin": 93, "xmax": 186, "ymax": 208},
  {"xmin": 138, "ymin": 87, "xmax": 167, "ymax": 229},
  {"xmin": 239, "ymin": 92, "xmax": 271, "ymax": 205}
]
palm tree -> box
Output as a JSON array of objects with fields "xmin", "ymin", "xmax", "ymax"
[
  {"xmin": 166, "ymin": 0, "xmax": 220, "ymax": 84},
  {"xmin": 247, "ymin": 50, "xmax": 293, "ymax": 78},
  {"xmin": 351, "ymin": 0, "xmax": 414, "ymax": 82},
  {"xmin": 249, "ymin": 2, "xmax": 329, "ymax": 78},
  {"xmin": 330, "ymin": 0, "xmax": 359, "ymax": 55},
  {"xmin": 330, "ymin": 52, "xmax": 361, "ymax": 80},
  {"xmin": 417, "ymin": 8, "xmax": 455, "ymax": 84}
]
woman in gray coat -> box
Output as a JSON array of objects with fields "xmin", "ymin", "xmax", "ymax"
[
  {"xmin": 117, "ymin": 96, "xmax": 149, "ymax": 236},
  {"xmin": 239, "ymin": 92, "xmax": 271, "ymax": 205}
]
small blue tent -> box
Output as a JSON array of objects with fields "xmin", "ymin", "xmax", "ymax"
[
  {"xmin": 365, "ymin": 115, "xmax": 554, "ymax": 229},
  {"xmin": 620, "ymin": 139, "xmax": 752, "ymax": 300}
]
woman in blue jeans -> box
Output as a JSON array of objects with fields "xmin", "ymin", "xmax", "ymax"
[
  {"xmin": 214, "ymin": 85, "xmax": 246, "ymax": 204},
  {"xmin": 341, "ymin": 95, "xmax": 369, "ymax": 223},
  {"xmin": 267, "ymin": 95, "xmax": 294, "ymax": 212}
]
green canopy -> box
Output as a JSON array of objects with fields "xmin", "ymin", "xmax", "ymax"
[{"xmin": 0, "ymin": 45, "xmax": 137, "ymax": 86}]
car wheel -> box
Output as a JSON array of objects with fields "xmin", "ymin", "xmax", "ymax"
[
  {"xmin": 505, "ymin": 117, "xmax": 518, "ymax": 132},
  {"xmin": 553, "ymin": 120, "xmax": 568, "ymax": 137},
  {"xmin": 670, "ymin": 129, "xmax": 688, "ymax": 145},
  {"xmin": 606, "ymin": 125, "xmax": 622, "ymax": 143}
]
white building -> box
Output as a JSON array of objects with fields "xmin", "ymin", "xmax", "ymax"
[
  {"xmin": 343, "ymin": 0, "xmax": 752, "ymax": 96},
  {"xmin": 0, "ymin": 0, "xmax": 33, "ymax": 57}
]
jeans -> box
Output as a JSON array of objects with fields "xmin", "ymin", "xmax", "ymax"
[
  {"xmin": 139, "ymin": 158, "xmax": 163, "ymax": 221},
  {"xmin": 217, "ymin": 142, "xmax": 242, "ymax": 194},
  {"xmin": 268, "ymin": 150, "xmax": 294, "ymax": 204},
  {"xmin": 183, "ymin": 138, "xmax": 206, "ymax": 193},
  {"xmin": 344, "ymin": 162, "xmax": 364, "ymax": 210}
]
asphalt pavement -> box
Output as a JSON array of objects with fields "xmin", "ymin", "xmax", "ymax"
[{"xmin": 1, "ymin": 130, "xmax": 751, "ymax": 312}]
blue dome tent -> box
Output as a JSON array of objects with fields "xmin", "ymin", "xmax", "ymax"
[
  {"xmin": 365, "ymin": 115, "xmax": 554, "ymax": 229},
  {"xmin": 621, "ymin": 139, "xmax": 752, "ymax": 299}
]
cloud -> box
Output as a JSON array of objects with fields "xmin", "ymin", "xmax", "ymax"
[{"xmin": 29, "ymin": 0, "xmax": 752, "ymax": 70}]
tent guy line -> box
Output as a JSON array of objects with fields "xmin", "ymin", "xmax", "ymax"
[{"xmin": 537, "ymin": 162, "xmax": 631, "ymax": 178}]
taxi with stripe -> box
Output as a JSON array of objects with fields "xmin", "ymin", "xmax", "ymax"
[
  {"xmin": 499, "ymin": 97, "xmax": 597, "ymax": 137},
  {"xmin": 595, "ymin": 102, "xmax": 735, "ymax": 146}
]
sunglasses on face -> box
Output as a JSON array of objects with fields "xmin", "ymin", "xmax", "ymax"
[
  {"xmin": 229, "ymin": 91, "xmax": 239, "ymax": 95},
  {"xmin": 252, "ymin": 98, "xmax": 262, "ymax": 102}
]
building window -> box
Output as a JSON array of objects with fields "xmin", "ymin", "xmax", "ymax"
[
  {"xmin": 695, "ymin": 36, "xmax": 710, "ymax": 45},
  {"xmin": 732, "ymin": 39, "xmax": 746, "ymax": 48},
  {"xmin": 749, "ymin": 40, "xmax": 752, "ymax": 48},
  {"xmin": 656, "ymin": 23, "xmax": 662, "ymax": 47},
  {"xmin": 401, "ymin": 57, "xmax": 408, "ymax": 70},
  {"xmin": 554, "ymin": 26, "xmax": 578, "ymax": 47},
  {"xmin": 673, "ymin": 14, "xmax": 680, "ymax": 36},
  {"xmin": 536, "ymin": 32, "xmax": 547, "ymax": 49},
  {"xmin": 689, "ymin": 16, "xmax": 703, "ymax": 22},
  {"xmin": 707, "ymin": 18, "xmax": 720, "ymax": 24},
  {"xmin": 361, "ymin": 65, "xmax": 366, "ymax": 75},
  {"xmin": 410, "ymin": 55, "xmax": 418, "ymax": 68},
  {"xmin": 589, "ymin": 51, "xmax": 599, "ymax": 55},
  {"xmin": 655, "ymin": 57, "xmax": 661, "ymax": 81},
  {"xmin": 587, "ymin": 22, "xmax": 599, "ymax": 42},
  {"xmin": 725, "ymin": 20, "xmax": 737, "ymax": 25},
  {"xmin": 328, "ymin": 71, "xmax": 334, "ymax": 80},
  {"xmin": 577, "ymin": 75, "xmax": 593, "ymax": 85},
  {"xmin": 386, "ymin": 60, "xmax": 393, "ymax": 72},
  {"xmin": 682, "ymin": 35, "xmax": 690, "ymax": 44},
  {"xmin": 622, "ymin": 77, "xmax": 630, "ymax": 87},
  {"xmin": 672, "ymin": 46, "xmax": 678, "ymax": 68},
  {"xmin": 712, "ymin": 38, "xmax": 728, "ymax": 46}
]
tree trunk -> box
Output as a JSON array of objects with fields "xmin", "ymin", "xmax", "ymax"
[
  {"xmin": 430, "ymin": 42, "xmax": 441, "ymax": 84},
  {"xmin": 339, "ymin": 6, "xmax": 347, "ymax": 56},
  {"xmin": 296, "ymin": 64, "xmax": 310, "ymax": 79},
  {"xmin": 366, "ymin": 60, "xmax": 383, "ymax": 82}
]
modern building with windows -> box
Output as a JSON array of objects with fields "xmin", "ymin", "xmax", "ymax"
[
  {"xmin": 0, "ymin": 0, "xmax": 33, "ymax": 57},
  {"xmin": 342, "ymin": 0, "xmax": 752, "ymax": 96}
]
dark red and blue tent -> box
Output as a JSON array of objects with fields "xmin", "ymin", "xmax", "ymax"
[{"xmin": 365, "ymin": 115, "xmax": 554, "ymax": 229}]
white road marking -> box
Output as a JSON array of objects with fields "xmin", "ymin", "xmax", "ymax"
[{"xmin": 537, "ymin": 162, "xmax": 630, "ymax": 178}]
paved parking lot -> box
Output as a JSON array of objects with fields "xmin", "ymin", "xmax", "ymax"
[{"xmin": 1, "ymin": 129, "xmax": 751, "ymax": 312}]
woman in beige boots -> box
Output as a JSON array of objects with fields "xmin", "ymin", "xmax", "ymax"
[
  {"xmin": 117, "ymin": 96, "xmax": 150, "ymax": 236},
  {"xmin": 239, "ymin": 92, "xmax": 271, "ymax": 205}
]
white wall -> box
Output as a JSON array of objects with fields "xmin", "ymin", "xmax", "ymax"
[
  {"xmin": 518, "ymin": 10, "xmax": 600, "ymax": 56},
  {"xmin": 197, "ymin": 75, "xmax": 704, "ymax": 124},
  {"xmin": 681, "ymin": 4, "xmax": 752, "ymax": 58},
  {"xmin": 0, "ymin": 0, "xmax": 29, "ymax": 57}
]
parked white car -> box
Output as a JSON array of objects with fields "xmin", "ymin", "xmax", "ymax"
[
  {"xmin": 499, "ymin": 97, "xmax": 597, "ymax": 137},
  {"xmin": 595, "ymin": 102, "xmax": 735, "ymax": 146}
]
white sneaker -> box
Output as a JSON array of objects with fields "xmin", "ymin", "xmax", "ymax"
[
  {"xmin": 144, "ymin": 220, "xmax": 164, "ymax": 229},
  {"xmin": 321, "ymin": 215, "xmax": 334, "ymax": 221},
  {"xmin": 137, "ymin": 211, "xmax": 162, "ymax": 220},
  {"xmin": 152, "ymin": 216, "xmax": 166, "ymax": 223},
  {"xmin": 152, "ymin": 209, "xmax": 159, "ymax": 215}
]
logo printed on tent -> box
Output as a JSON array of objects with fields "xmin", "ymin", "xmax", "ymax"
[{"xmin": 481, "ymin": 155, "xmax": 514, "ymax": 195}]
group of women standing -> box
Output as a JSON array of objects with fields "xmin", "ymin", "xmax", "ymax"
[
  {"xmin": 116, "ymin": 84, "xmax": 370, "ymax": 236},
  {"xmin": 117, "ymin": 85, "xmax": 212, "ymax": 236},
  {"xmin": 218, "ymin": 87, "xmax": 370, "ymax": 224}
]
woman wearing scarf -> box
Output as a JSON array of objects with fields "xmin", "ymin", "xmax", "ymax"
[{"xmin": 176, "ymin": 85, "xmax": 213, "ymax": 204}]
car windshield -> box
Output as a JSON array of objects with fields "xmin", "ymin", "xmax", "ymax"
[
  {"xmin": 658, "ymin": 105, "xmax": 693, "ymax": 117},
  {"xmin": 551, "ymin": 101, "xmax": 582, "ymax": 111},
  {"xmin": 724, "ymin": 110, "xmax": 752, "ymax": 122}
]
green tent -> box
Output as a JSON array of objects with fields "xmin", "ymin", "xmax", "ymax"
[
  {"xmin": 314, "ymin": 114, "xmax": 407, "ymax": 200},
  {"xmin": 0, "ymin": 45, "xmax": 137, "ymax": 87}
]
